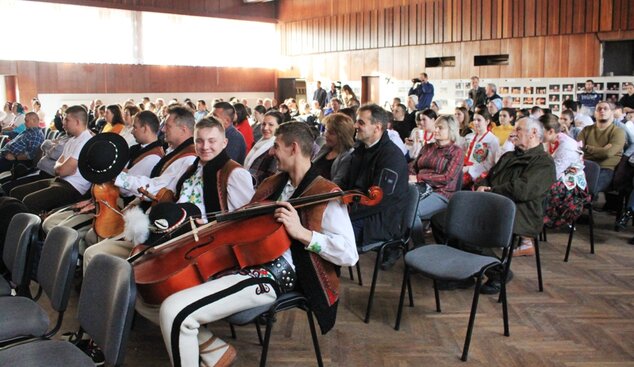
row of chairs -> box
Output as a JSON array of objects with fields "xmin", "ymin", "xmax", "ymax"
[
  {"xmin": 349, "ymin": 160, "xmax": 602, "ymax": 362},
  {"xmin": 0, "ymin": 214, "xmax": 136, "ymax": 366},
  {"xmin": 0, "ymin": 157, "xmax": 602, "ymax": 366}
]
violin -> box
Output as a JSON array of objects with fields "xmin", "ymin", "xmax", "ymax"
[
  {"xmin": 129, "ymin": 186, "xmax": 382, "ymax": 305},
  {"xmin": 138, "ymin": 186, "xmax": 175, "ymax": 205},
  {"xmin": 92, "ymin": 182, "xmax": 125, "ymax": 238}
]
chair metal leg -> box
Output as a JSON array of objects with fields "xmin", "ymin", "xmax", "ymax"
[
  {"xmin": 564, "ymin": 224, "xmax": 575, "ymax": 262},
  {"xmin": 402, "ymin": 244, "xmax": 413, "ymax": 307},
  {"xmin": 407, "ymin": 277, "xmax": 414, "ymax": 307},
  {"xmin": 534, "ymin": 236, "xmax": 543, "ymax": 292},
  {"xmin": 306, "ymin": 310, "xmax": 324, "ymax": 367},
  {"xmin": 498, "ymin": 237, "xmax": 516, "ymax": 304},
  {"xmin": 501, "ymin": 277, "xmax": 510, "ymax": 337},
  {"xmin": 542, "ymin": 227, "xmax": 548, "ymax": 242},
  {"xmin": 364, "ymin": 248, "xmax": 384, "ymax": 323},
  {"xmin": 500, "ymin": 264, "xmax": 510, "ymax": 337},
  {"xmin": 461, "ymin": 273, "xmax": 484, "ymax": 362},
  {"xmin": 394, "ymin": 265, "xmax": 410, "ymax": 330},
  {"xmin": 229, "ymin": 323, "xmax": 237, "ymax": 339},
  {"xmin": 255, "ymin": 320, "xmax": 264, "ymax": 345},
  {"xmin": 589, "ymin": 206, "xmax": 595, "ymax": 254},
  {"xmin": 259, "ymin": 315, "xmax": 276, "ymax": 367},
  {"xmin": 356, "ymin": 261, "xmax": 363, "ymax": 286},
  {"xmin": 348, "ymin": 266, "xmax": 354, "ymax": 281},
  {"xmin": 432, "ymin": 279, "xmax": 441, "ymax": 312}
]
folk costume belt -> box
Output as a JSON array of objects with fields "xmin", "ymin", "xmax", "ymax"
[{"xmin": 260, "ymin": 256, "xmax": 296, "ymax": 294}]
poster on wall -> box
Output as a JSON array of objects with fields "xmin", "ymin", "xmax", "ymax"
[{"xmin": 397, "ymin": 76, "xmax": 629, "ymax": 114}]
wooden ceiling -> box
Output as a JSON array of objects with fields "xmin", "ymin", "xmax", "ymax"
[{"xmin": 31, "ymin": 0, "xmax": 277, "ymax": 22}]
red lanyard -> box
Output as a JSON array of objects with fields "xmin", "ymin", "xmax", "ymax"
[
  {"xmin": 548, "ymin": 137, "xmax": 560, "ymax": 155},
  {"xmin": 422, "ymin": 131, "xmax": 433, "ymax": 145},
  {"xmin": 464, "ymin": 131, "xmax": 489, "ymax": 165}
]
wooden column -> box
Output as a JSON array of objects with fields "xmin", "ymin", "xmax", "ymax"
[{"xmin": 4, "ymin": 76, "xmax": 17, "ymax": 102}]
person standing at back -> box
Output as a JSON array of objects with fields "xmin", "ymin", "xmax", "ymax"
[{"xmin": 409, "ymin": 72, "xmax": 434, "ymax": 110}]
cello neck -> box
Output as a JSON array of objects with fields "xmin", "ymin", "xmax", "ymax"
[{"xmin": 215, "ymin": 190, "xmax": 346, "ymax": 223}]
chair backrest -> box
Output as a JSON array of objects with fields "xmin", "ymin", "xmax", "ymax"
[
  {"xmin": 79, "ymin": 254, "xmax": 136, "ymax": 366},
  {"xmin": 401, "ymin": 184, "xmax": 422, "ymax": 242},
  {"xmin": 2, "ymin": 213, "xmax": 41, "ymax": 286},
  {"xmin": 445, "ymin": 191, "xmax": 516, "ymax": 249},
  {"xmin": 583, "ymin": 160, "xmax": 601, "ymax": 197},
  {"xmin": 38, "ymin": 226, "xmax": 79, "ymax": 312}
]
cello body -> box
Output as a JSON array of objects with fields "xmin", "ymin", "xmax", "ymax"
[
  {"xmin": 92, "ymin": 182, "xmax": 124, "ymax": 238},
  {"xmin": 130, "ymin": 185, "xmax": 383, "ymax": 305},
  {"xmin": 132, "ymin": 214, "xmax": 291, "ymax": 304}
]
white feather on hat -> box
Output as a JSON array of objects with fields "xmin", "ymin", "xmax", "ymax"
[{"xmin": 123, "ymin": 206, "xmax": 151, "ymax": 245}]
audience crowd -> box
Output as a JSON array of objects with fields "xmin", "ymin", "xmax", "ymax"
[{"xmin": 2, "ymin": 75, "xmax": 634, "ymax": 365}]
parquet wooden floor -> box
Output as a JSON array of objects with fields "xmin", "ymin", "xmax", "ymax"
[{"xmin": 42, "ymin": 207, "xmax": 634, "ymax": 366}]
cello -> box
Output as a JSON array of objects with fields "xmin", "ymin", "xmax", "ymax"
[
  {"xmin": 92, "ymin": 182, "xmax": 125, "ymax": 238},
  {"xmin": 129, "ymin": 186, "xmax": 382, "ymax": 304}
]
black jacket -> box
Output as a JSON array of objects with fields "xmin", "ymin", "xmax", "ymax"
[{"xmin": 343, "ymin": 131, "xmax": 410, "ymax": 245}]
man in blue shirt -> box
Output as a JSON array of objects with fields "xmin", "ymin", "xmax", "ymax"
[
  {"xmin": 579, "ymin": 79, "xmax": 602, "ymax": 115},
  {"xmin": 0, "ymin": 112, "xmax": 44, "ymax": 173},
  {"xmin": 408, "ymin": 72, "xmax": 434, "ymax": 110}
]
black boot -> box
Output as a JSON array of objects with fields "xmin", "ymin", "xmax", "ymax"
[{"xmin": 615, "ymin": 209, "xmax": 633, "ymax": 232}]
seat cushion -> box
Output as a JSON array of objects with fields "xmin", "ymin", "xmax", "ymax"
[
  {"xmin": 0, "ymin": 276, "xmax": 11, "ymax": 296},
  {"xmin": 226, "ymin": 291, "xmax": 304, "ymax": 325},
  {"xmin": 405, "ymin": 244, "xmax": 500, "ymax": 281},
  {"xmin": 0, "ymin": 296, "xmax": 49, "ymax": 341},
  {"xmin": 0, "ymin": 339, "xmax": 93, "ymax": 367},
  {"xmin": 358, "ymin": 239, "xmax": 401, "ymax": 254}
]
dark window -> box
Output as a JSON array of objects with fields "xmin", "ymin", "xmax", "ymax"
[
  {"xmin": 474, "ymin": 54, "xmax": 509, "ymax": 66},
  {"xmin": 425, "ymin": 56, "xmax": 456, "ymax": 68}
]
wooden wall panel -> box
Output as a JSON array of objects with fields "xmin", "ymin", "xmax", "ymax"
[
  {"xmin": 462, "ymin": 0, "xmax": 472, "ymax": 41},
  {"xmin": 279, "ymin": 0, "xmax": 634, "ymax": 56},
  {"xmin": 423, "ymin": 44, "xmax": 443, "ymax": 81},
  {"xmin": 479, "ymin": 39, "xmax": 501, "ymax": 79},
  {"xmin": 482, "ymin": 0, "xmax": 493, "ymax": 40},
  {"xmin": 284, "ymin": 34, "xmax": 601, "ymax": 83},
  {"xmin": 441, "ymin": 42, "xmax": 461, "ymax": 79},
  {"xmin": 521, "ymin": 37, "xmax": 545, "ymax": 77},
  {"xmin": 547, "ymin": 0, "xmax": 560, "ymax": 35},
  {"xmin": 567, "ymin": 34, "xmax": 588, "ymax": 77},
  {"xmin": 536, "ymin": 0, "xmax": 548, "ymax": 36},
  {"xmin": 572, "ymin": 0, "xmax": 585, "ymax": 33},
  {"xmin": 424, "ymin": 0, "xmax": 434, "ymax": 44},
  {"xmin": 599, "ymin": 0, "xmax": 614, "ymax": 31},
  {"xmin": 392, "ymin": 47, "xmax": 410, "ymax": 80},
  {"xmin": 378, "ymin": 48, "xmax": 394, "ymax": 79},
  {"xmin": 459, "ymin": 41, "xmax": 481, "ymax": 78},
  {"xmin": 364, "ymin": 49, "xmax": 380, "ymax": 76},
  {"xmin": 544, "ymin": 37, "xmax": 562, "ymax": 77},
  {"xmin": 499, "ymin": 38, "xmax": 523, "ymax": 76},
  {"xmin": 452, "ymin": 0, "xmax": 462, "ymax": 43},
  {"xmin": 3, "ymin": 60, "xmax": 275, "ymax": 104},
  {"xmin": 408, "ymin": 45, "xmax": 426, "ymax": 78}
]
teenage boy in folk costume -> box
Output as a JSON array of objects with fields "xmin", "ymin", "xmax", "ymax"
[{"xmin": 159, "ymin": 122, "xmax": 358, "ymax": 367}]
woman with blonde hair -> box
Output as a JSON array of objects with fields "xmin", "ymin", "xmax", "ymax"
[
  {"xmin": 409, "ymin": 114, "xmax": 464, "ymax": 220},
  {"xmin": 312, "ymin": 112, "xmax": 355, "ymax": 186}
]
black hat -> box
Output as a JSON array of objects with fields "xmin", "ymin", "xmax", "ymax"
[
  {"xmin": 78, "ymin": 132, "xmax": 130, "ymax": 184},
  {"xmin": 145, "ymin": 202, "xmax": 201, "ymax": 246}
]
